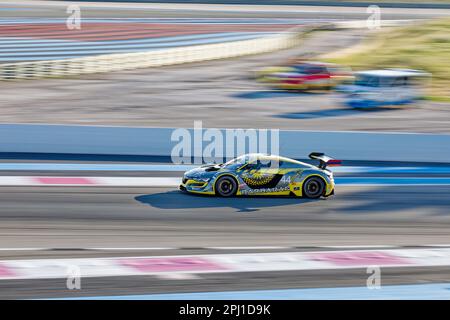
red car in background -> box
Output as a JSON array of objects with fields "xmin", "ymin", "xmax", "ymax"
[{"xmin": 257, "ymin": 61, "xmax": 353, "ymax": 91}]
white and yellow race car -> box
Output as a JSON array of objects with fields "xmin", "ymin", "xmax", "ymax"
[{"xmin": 180, "ymin": 153, "xmax": 340, "ymax": 198}]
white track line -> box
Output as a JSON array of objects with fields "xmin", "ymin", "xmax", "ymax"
[
  {"xmin": 320, "ymin": 245, "xmax": 399, "ymax": 249},
  {"xmin": 5, "ymin": 1, "xmax": 447, "ymax": 15},
  {"xmin": 206, "ymin": 246, "xmax": 292, "ymax": 250},
  {"xmin": 89, "ymin": 247, "xmax": 177, "ymax": 251},
  {"xmin": 0, "ymin": 245, "xmax": 449, "ymax": 251}
]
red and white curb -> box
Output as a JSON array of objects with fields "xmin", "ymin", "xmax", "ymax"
[{"xmin": 1, "ymin": 248, "xmax": 450, "ymax": 280}]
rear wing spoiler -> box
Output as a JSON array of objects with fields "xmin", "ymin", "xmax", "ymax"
[{"xmin": 309, "ymin": 152, "xmax": 342, "ymax": 169}]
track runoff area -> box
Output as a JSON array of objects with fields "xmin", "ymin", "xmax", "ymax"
[{"xmin": 0, "ymin": 160, "xmax": 450, "ymax": 300}]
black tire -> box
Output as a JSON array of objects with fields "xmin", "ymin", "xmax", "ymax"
[
  {"xmin": 215, "ymin": 176, "xmax": 238, "ymax": 197},
  {"xmin": 302, "ymin": 176, "xmax": 325, "ymax": 199}
]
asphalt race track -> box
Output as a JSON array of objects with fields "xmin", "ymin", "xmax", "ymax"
[
  {"xmin": 0, "ymin": 183, "xmax": 449, "ymax": 299},
  {"xmin": 1, "ymin": 184, "xmax": 450, "ymax": 249}
]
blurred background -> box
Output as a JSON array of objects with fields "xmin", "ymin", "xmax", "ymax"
[{"xmin": 0, "ymin": 0, "xmax": 449, "ymax": 300}]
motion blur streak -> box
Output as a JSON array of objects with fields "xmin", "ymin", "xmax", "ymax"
[
  {"xmin": 0, "ymin": 163, "xmax": 450, "ymax": 174},
  {"xmin": 0, "ymin": 0, "xmax": 450, "ymax": 301},
  {"xmin": 0, "ymin": 0, "xmax": 447, "ymax": 62},
  {"xmin": 0, "ymin": 176, "xmax": 450, "ymax": 186}
]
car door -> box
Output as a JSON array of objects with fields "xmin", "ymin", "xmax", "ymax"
[{"xmin": 240, "ymin": 159, "xmax": 284, "ymax": 189}]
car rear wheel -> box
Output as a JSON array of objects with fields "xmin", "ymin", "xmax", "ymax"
[
  {"xmin": 303, "ymin": 176, "xmax": 325, "ymax": 199},
  {"xmin": 215, "ymin": 176, "xmax": 238, "ymax": 197}
]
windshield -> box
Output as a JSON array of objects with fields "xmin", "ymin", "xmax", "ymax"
[
  {"xmin": 223, "ymin": 155, "xmax": 250, "ymax": 168},
  {"xmin": 292, "ymin": 64, "xmax": 325, "ymax": 74},
  {"xmin": 355, "ymin": 74, "xmax": 421, "ymax": 87},
  {"xmin": 223, "ymin": 154, "xmax": 262, "ymax": 168},
  {"xmin": 355, "ymin": 75, "xmax": 381, "ymax": 87}
]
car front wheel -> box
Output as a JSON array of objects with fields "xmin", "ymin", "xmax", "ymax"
[{"xmin": 215, "ymin": 176, "xmax": 238, "ymax": 197}]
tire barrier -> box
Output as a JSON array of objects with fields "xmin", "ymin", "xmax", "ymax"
[{"xmin": 0, "ymin": 27, "xmax": 306, "ymax": 80}]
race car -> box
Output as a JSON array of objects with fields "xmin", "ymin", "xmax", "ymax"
[
  {"xmin": 256, "ymin": 61, "xmax": 353, "ymax": 91},
  {"xmin": 179, "ymin": 153, "xmax": 341, "ymax": 198}
]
